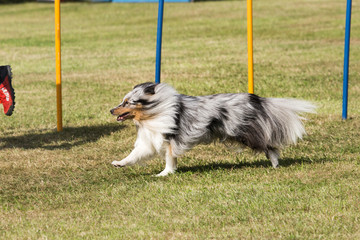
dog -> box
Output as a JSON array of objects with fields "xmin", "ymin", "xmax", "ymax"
[{"xmin": 110, "ymin": 82, "xmax": 316, "ymax": 176}]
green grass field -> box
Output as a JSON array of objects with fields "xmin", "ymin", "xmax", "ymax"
[{"xmin": 1, "ymin": 0, "xmax": 360, "ymax": 238}]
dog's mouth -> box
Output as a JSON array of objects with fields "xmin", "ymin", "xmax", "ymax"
[{"xmin": 117, "ymin": 112, "xmax": 131, "ymax": 122}]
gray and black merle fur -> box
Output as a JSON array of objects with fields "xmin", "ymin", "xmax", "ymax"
[{"xmin": 111, "ymin": 82, "xmax": 316, "ymax": 176}]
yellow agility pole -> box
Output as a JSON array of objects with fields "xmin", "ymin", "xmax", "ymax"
[
  {"xmin": 247, "ymin": 0, "xmax": 254, "ymax": 94},
  {"xmin": 55, "ymin": 0, "xmax": 63, "ymax": 131}
]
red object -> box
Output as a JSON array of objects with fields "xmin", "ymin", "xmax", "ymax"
[{"xmin": 0, "ymin": 66, "xmax": 15, "ymax": 116}]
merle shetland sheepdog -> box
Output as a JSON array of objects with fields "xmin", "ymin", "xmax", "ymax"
[{"xmin": 110, "ymin": 82, "xmax": 316, "ymax": 176}]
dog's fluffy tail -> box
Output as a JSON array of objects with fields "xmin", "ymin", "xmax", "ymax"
[{"xmin": 264, "ymin": 98, "xmax": 316, "ymax": 148}]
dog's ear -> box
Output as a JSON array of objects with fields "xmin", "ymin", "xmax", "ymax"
[{"xmin": 144, "ymin": 84, "xmax": 156, "ymax": 95}]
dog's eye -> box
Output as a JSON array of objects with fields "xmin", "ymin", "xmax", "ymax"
[
  {"xmin": 128, "ymin": 100, "xmax": 140, "ymax": 105},
  {"xmin": 132, "ymin": 99, "xmax": 148, "ymax": 105}
]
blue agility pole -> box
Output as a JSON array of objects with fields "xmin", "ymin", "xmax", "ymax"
[
  {"xmin": 155, "ymin": 0, "xmax": 165, "ymax": 84},
  {"xmin": 342, "ymin": 0, "xmax": 352, "ymax": 120}
]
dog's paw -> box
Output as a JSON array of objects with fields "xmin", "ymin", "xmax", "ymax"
[
  {"xmin": 112, "ymin": 160, "xmax": 125, "ymax": 168},
  {"xmin": 155, "ymin": 168, "xmax": 176, "ymax": 177}
]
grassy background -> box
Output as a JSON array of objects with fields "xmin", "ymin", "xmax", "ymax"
[{"xmin": 1, "ymin": 0, "xmax": 360, "ymax": 239}]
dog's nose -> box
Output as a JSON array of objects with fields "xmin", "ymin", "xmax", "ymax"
[{"xmin": 110, "ymin": 109, "xmax": 114, "ymax": 114}]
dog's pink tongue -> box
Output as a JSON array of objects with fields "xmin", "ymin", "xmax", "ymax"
[{"xmin": 117, "ymin": 116, "xmax": 124, "ymax": 121}]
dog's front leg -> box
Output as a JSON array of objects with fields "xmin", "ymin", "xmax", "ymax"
[
  {"xmin": 156, "ymin": 144, "xmax": 177, "ymax": 177},
  {"xmin": 112, "ymin": 145, "xmax": 155, "ymax": 167}
]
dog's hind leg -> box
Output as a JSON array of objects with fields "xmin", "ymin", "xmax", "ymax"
[
  {"xmin": 265, "ymin": 148, "xmax": 280, "ymax": 168},
  {"xmin": 156, "ymin": 144, "xmax": 177, "ymax": 177}
]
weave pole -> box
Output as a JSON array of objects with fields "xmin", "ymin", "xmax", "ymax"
[
  {"xmin": 55, "ymin": 0, "xmax": 63, "ymax": 131},
  {"xmin": 247, "ymin": 0, "xmax": 254, "ymax": 94},
  {"xmin": 342, "ymin": 0, "xmax": 352, "ymax": 120},
  {"xmin": 155, "ymin": 0, "xmax": 165, "ymax": 84}
]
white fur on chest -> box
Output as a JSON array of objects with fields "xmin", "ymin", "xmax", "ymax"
[{"xmin": 134, "ymin": 120, "xmax": 167, "ymax": 154}]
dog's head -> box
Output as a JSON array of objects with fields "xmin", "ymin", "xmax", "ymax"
[{"xmin": 110, "ymin": 82, "xmax": 158, "ymax": 122}]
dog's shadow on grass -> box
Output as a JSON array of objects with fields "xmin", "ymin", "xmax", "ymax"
[
  {"xmin": 177, "ymin": 157, "xmax": 322, "ymax": 173},
  {"xmin": 0, "ymin": 123, "xmax": 124, "ymax": 150}
]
